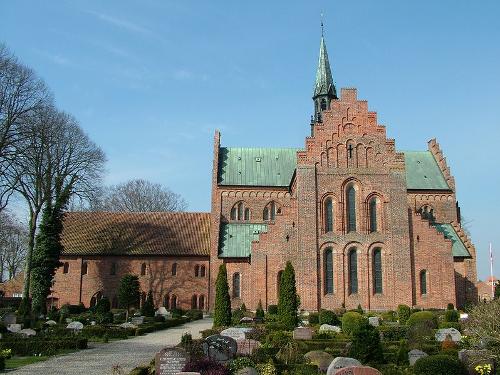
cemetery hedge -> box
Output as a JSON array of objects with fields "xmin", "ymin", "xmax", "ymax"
[
  {"xmin": 0, "ymin": 336, "xmax": 88, "ymax": 356},
  {"xmin": 413, "ymin": 354, "xmax": 468, "ymax": 375}
]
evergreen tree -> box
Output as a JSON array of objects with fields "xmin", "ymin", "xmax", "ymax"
[
  {"xmin": 141, "ymin": 290, "xmax": 156, "ymax": 317},
  {"xmin": 31, "ymin": 188, "xmax": 70, "ymax": 315},
  {"xmin": 118, "ymin": 274, "xmax": 140, "ymax": 320},
  {"xmin": 256, "ymin": 300, "xmax": 265, "ymax": 319},
  {"xmin": 213, "ymin": 264, "xmax": 231, "ymax": 327},
  {"xmin": 278, "ymin": 261, "xmax": 299, "ymax": 330},
  {"xmin": 495, "ymin": 281, "xmax": 500, "ymax": 300},
  {"xmin": 348, "ymin": 321, "xmax": 385, "ymax": 364}
]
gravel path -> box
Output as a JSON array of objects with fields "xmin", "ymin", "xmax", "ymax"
[{"xmin": 11, "ymin": 318, "xmax": 213, "ymax": 375}]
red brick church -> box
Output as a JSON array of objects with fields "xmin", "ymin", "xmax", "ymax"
[{"xmin": 49, "ymin": 33, "xmax": 477, "ymax": 312}]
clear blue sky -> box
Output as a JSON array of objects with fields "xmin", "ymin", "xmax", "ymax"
[{"xmin": 2, "ymin": 1, "xmax": 499, "ymax": 280}]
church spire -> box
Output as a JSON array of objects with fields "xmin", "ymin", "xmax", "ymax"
[{"xmin": 313, "ymin": 20, "xmax": 337, "ymax": 121}]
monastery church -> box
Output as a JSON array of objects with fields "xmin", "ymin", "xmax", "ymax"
[{"xmin": 49, "ymin": 31, "xmax": 477, "ymax": 312}]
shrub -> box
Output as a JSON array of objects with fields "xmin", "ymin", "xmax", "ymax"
[
  {"xmin": 379, "ymin": 325, "xmax": 408, "ymax": 341},
  {"xmin": 407, "ymin": 311, "xmax": 438, "ymax": 328},
  {"xmin": 118, "ymin": 274, "xmax": 140, "ymax": 317},
  {"xmin": 319, "ymin": 309, "xmax": 340, "ymax": 326},
  {"xmin": 186, "ymin": 309, "xmax": 203, "ymax": 321},
  {"xmin": 256, "ymin": 300, "xmax": 265, "ymax": 319},
  {"xmin": 213, "ymin": 264, "xmax": 231, "ymax": 327},
  {"xmin": 276, "ymin": 341, "xmax": 302, "ymax": 364},
  {"xmin": 397, "ymin": 304, "xmax": 411, "ymax": 324},
  {"xmin": 356, "ymin": 304, "xmax": 364, "ymax": 315},
  {"xmin": 381, "ymin": 310, "xmax": 397, "ymax": 322},
  {"xmin": 257, "ymin": 359, "xmax": 277, "ymax": 375},
  {"xmin": 268, "ymin": 305, "xmax": 278, "ymax": 315},
  {"xmin": 413, "ymin": 354, "xmax": 467, "ymax": 375},
  {"xmin": 441, "ymin": 337, "xmax": 457, "ymax": 351},
  {"xmin": 200, "ymin": 328, "xmax": 221, "ymax": 339},
  {"xmin": 95, "ymin": 297, "xmax": 111, "ymax": 315},
  {"xmin": 277, "ymin": 261, "xmax": 299, "ymax": 330},
  {"xmin": 438, "ymin": 322, "xmax": 461, "ymax": 330},
  {"xmin": 231, "ymin": 307, "xmax": 245, "ymax": 325},
  {"xmin": 141, "ymin": 290, "xmax": 155, "ymax": 317},
  {"xmin": 154, "ymin": 315, "xmax": 165, "ymax": 322},
  {"xmin": 308, "ymin": 312, "xmax": 319, "ymax": 325},
  {"xmin": 183, "ymin": 357, "xmax": 230, "ymax": 375},
  {"xmin": 348, "ymin": 321, "xmax": 384, "ymax": 364},
  {"xmin": 447, "ymin": 303, "xmax": 454, "ymax": 310},
  {"xmin": 407, "ymin": 321, "xmax": 436, "ymax": 351},
  {"xmin": 341, "ymin": 311, "xmax": 365, "ymax": 335},
  {"xmin": 229, "ymin": 357, "xmax": 255, "ymax": 372},
  {"xmin": 264, "ymin": 330, "xmax": 292, "ymax": 347},
  {"xmin": 96, "ymin": 311, "xmax": 114, "ymax": 324},
  {"xmin": 444, "ymin": 309, "xmax": 459, "ymax": 323},
  {"xmin": 396, "ymin": 339, "xmax": 409, "ymax": 365},
  {"xmin": 0, "ymin": 337, "xmax": 88, "ymax": 356},
  {"xmin": 170, "ymin": 308, "xmax": 184, "ymax": 319}
]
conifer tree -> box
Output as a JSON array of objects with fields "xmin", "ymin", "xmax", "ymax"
[
  {"xmin": 118, "ymin": 274, "xmax": 140, "ymax": 320},
  {"xmin": 213, "ymin": 264, "xmax": 231, "ymax": 327},
  {"xmin": 278, "ymin": 261, "xmax": 299, "ymax": 330},
  {"xmin": 141, "ymin": 290, "xmax": 156, "ymax": 317}
]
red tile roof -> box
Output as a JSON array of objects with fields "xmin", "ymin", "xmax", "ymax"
[{"xmin": 61, "ymin": 212, "xmax": 210, "ymax": 256}]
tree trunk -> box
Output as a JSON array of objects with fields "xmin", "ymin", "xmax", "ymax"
[{"xmin": 22, "ymin": 210, "xmax": 37, "ymax": 300}]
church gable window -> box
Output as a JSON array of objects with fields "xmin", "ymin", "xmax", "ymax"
[
  {"xmin": 369, "ymin": 197, "xmax": 379, "ymax": 233},
  {"xmin": 346, "ymin": 185, "xmax": 357, "ymax": 232},
  {"xmin": 420, "ymin": 270, "xmax": 427, "ymax": 295},
  {"xmin": 264, "ymin": 201, "xmax": 279, "ymax": 221},
  {"xmin": 373, "ymin": 248, "xmax": 382, "ymax": 294},
  {"xmin": 324, "ymin": 247, "xmax": 334, "ymax": 294},
  {"xmin": 348, "ymin": 248, "xmax": 358, "ymax": 294},
  {"xmin": 324, "ymin": 197, "xmax": 334, "ymax": 233},
  {"xmin": 231, "ymin": 201, "xmax": 250, "ymax": 221},
  {"xmin": 232, "ymin": 272, "xmax": 241, "ymax": 298},
  {"xmin": 419, "ymin": 205, "xmax": 435, "ymax": 222}
]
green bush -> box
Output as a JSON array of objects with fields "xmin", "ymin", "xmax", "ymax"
[
  {"xmin": 447, "ymin": 303, "xmax": 454, "ymax": 310},
  {"xmin": 200, "ymin": 328, "xmax": 221, "ymax": 339},
  {"xmin": 319, "ymin": 309, "xmax": 340, "ymax": 326},
  {"xmin": 397, "ymin": 304, "xmax": 411, "ymax": 324},
  {"xmin": 379, "ymin": 325, "xmax": 408, "ymax": 341},
  {"xmin": 438, "ymin": 322, "xmax": 461, "ymax": 330},
  {"xmin": 348, "ymin": 321, "xmax": 384, "ymax": 364},
  {"xmin": 308, "ymin": 312, "xmax": 319, "ymax": 325},
  {"xmin": 213, "ymin": 264, "xmax": 231, "ymax": 327},
  {"xmin": 413, "ymin": 354, "xmax": 467, "ymax": 375},
  {"xmin": 407, "ymin": 311, "xmax": 438, "ymax": 328},
  {"xmin": 341, "ymin": 311, "xmax": 365, "ymax": 335},
  {"xmin": 268, "ymin": 305, "xmax": 278, "ymax": 315},
  {"xmin": 444, "ymin": 309, "xmax": 459, "ymax": 323},
  {"xmin": 0, "ymin": 337, "xmax": 87, "ymax": 356},
  {"xmin": 381, "ymin": 310, "xmax": 397, "ymax": 322},
  {"xmin": 81, "ymin": 325, "xmax": 136, "ymax": 340},
  {"xmin": 141, "ymin": 290, "xmax": 156, "ymax": 317},
  {"xmin": 256, "ymin": 300, "xmax": 265, "ymax": 319},
  {"xmin": 230, "ymin": 357, "xmax": 256, "ymax": 372},
  {"xmin": 186, "ymin": 309, "xmax": 203, "ymax": 321},
  {"xmin": 396, "ymin": 339, "xmax": 409, "ymax": 365},
  {"xmin": 95, "ymin": 297, "xmax": 111, "ymax": 315}
]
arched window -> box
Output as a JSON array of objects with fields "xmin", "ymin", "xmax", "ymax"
[
  {"xmin": 172, "ymin": 263, "xmax": 177, "ymax": 276},
  {"xmin": 191, "ymin": 294, "xmax": 198, "ymax": 309},
  {"xmin": 231, "ymin": 202, "xmax": 250, "ymax": 221},
  {"xmin": 348, "ymin": 248, "xmax": 358, "ymax": 294},
  {"xmin": 369, "ymin": 197, "xmax": 378, "ymax": 233},
  {"xmin": 238, "ymin": 202, "xmax": 244, "ymax": 220},
  {"xmin": 263, "ymin": 207, "xmax": 269, "ymax": 221},
  {"xmin": 264, "ymin": 201, "xmax": 277, "ymax": 221},
  {"xmin": 112, "ymin": 295, "xmax": 118, "ymax": 309},
  {"xmin": 373, "ymin": 248, "xmax": 382, "ymax": 294},
  {"xmin": 419, "ymin": 205, "xmax": 435, "ymax": 222},
  {"xmin": 81, "ymin": 262, "xmax": 88, "ymax": 275},
  {"xmin": 420, "ymin": 270, "xmax": 427, "ymax": 295},
  {"xmin": 195, "ymin": 265, "xmax": 200, "ymax": 277},
  {"xmin": 324, "ymin": 247, "xmax": 334, "ymax": 294},
  {"xmin": 321, "ymin": 98, "xmax": 327, "ymax": 111},
  {"xmin": 110, "ymin": 262, "xmax": 117, "ymax": 275},
  {"xmin": 171, "ymin": 294, "xmax": 177, "ymax": 309},
  {"xmin": 164, "ymin": 294, "xmax": 170, "ymax": 309},
  {"xmin": 230, "ymin": 207, "xmax": 237, "ymax": 220},
  {"xmin": 200, "ymin": 265, "xmax": 206, "ymax": 277},
  {"xmin": 140, "ymin": 263, "xmax": 147, "ymax": 276},
  {"xmin": 244, "ymin": 208, "xmax": 250, "ymax": 221},
  {"xmin": 198, "ymin": 295, "xmax": 205, "ymax": 310},
  {"xmin": 347, "ymin": 185, "xmax": 356, "ymax": 232},
  {"xmin": 277, "ymin": 270, "xmax": 284, "ymax": 299},
  {"xmin": 63, "ymin": 262, "xmax": 69, "ymax": 274},
  {"xmin": 325, "ymin": 198, "xmax": 333, "ymax": 232},
  {"xmin": 232, "ymin": 273, "xmax": 241, "ymax": 298}
]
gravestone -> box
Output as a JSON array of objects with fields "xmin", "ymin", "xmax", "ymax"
[
  {"xmin": 2, "ymin": 312, "xmax": 16, "ymax": 325},
  {"xmin": 65, "ymin": 318, "xmax": 72, "ymax": 324},
  {"xmin": 220, "ymin": 327, "xmax": 246, "ymax": 341},
  {"xmin": 368, "ymin": 317, "xmax": 380, "ymax": 327},
  {"xmin": 20, "ymin": 328, "xmax": 36, "ymax": 336},
  {"xmin": 67, "ymin": 321, "xmax": 84, "ymax": 330},
  {"xmin": 45, "ymin": 320, "xmax": 57, "ymax": 326},
  {"xmin": 236, "ymin": 368, "xmax": 258, "ymax": 375},
  {"xmin": 435, "ymin": 327, "xmax": 461, "ymax": 342},
  {"xmin": 239, "ymin": 317, "xmax": 253, "ymax": 324},
  {"xmin": 326, "ymin": 357, "xmax": 362, "ymax": 375},
  {"xmin": 120, "ymin": 322, "xmax": 137, "ymax": 329},
  {"xmin": 293, "ymin": 327, "xmax": 313, "ymax": 340},
  {"xmin": 203, "ymin": 334, "xmax": 238, "ymax": 362},
  {"xmin": 459, "ymin": 313, "xmax": 469, "ymax": 320},
  {"xmin": 319, "ymin": 324, "xmax": 341, "ymax": 333},
  {"xmin": 236, "ymin": 339, "xmax": 260, "ymax": 355},
  {"xmin": 7, "ymin": 323, "xmax": 21, "ymax": 333},
  {"xmin": 334, "ymin": 366, "xmax": 382, "ymax": 375},
  {"xmin": 155, "ymin": 347, "xmax": 189, "ymax": 375},
  {"xmin": 304, "ymin": 350, "xmax": 334, "ymax": 372},
  {"xmin": 408, "ymin": 349, "xmax": 428, "ymax": 366},
  {"xmin": 459, "ymin": 349, "xmax": 495, "ymax": 375},
  {"xmin": 155, "ymin": 307, "xmax": 171, "ymax": 318},
  {"xmin": 131, "ymin": 316, "xmax": 145, "ymax": 325}
]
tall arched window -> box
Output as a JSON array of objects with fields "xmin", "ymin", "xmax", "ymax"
[
  {"xmin": 348, "ymin": 248, "xmax": 358, "ymax": 294},
  {"xmin": 164, "ymin": 294, "xmax": 170, "ymax": 309},
  {"xmin": 195, "ymin": 265, "xmax": 200, "ymax": 277},
  {"xmin": 238, "ymin": 203, "xmax": 244, "ymax": 220},
  {"xmin": 264, "ymin": 201, "xmax": 277, "ymax": 221},
  {"xmin": 420, "ymin": 270, "xmax": 427, "ymax": 295},
  {"xmin": 82, "ymin": 262, "xmax": 88, "ymax": 275},
  {"xmin": 347, "ymin": 185, "xmax": 357, "ymax": 232},
  {"xmin": 419, "ymin": 205, "xmax": 435, "ymax": 222},
  {"xmin": 200, "ymin": 265, "xmax": 206, "ymax": 277},
  {"xmin": 191, "ymin": 294, "xmax": 198, "ymax": 309},
  {"xmin": 230, "ymin": 207, "xmax": 237, "ymax": 220},
  {"xmin": 198, "ymin": 295, "xmax": 205, "ymax": 310},
  {"xmin": 110, "ymin": 262, "xmax": 117, "ymax": 275},
  {"xmin": 369, "ymin": 197, "xmax": 378, "ymax": 233},
  {"xmin": 171, "ymin": 294, "xmax": 177, "ymax": 309},
  {"xmin": 172, "ymin": 263, "xmax": 177, "ymax": 276},
  {"xmin": 263, "ymin": 207, "xmax": 269, "ymax": 220},
  {"xmin": 232, "ymin": 273, "xmax": 241, "ymax": 298},
  {"xmin": 325, "ymin": 198, "xmax": 333, "ymax": 232},
  {"xmin": 373, "ymin": 248, "xmax": 382, "ymax": 294},
  {"xmin": 244, "ymin": 208, "xmax": 250, "ymax": 221},
  {"xmin": 140, "ymin": 263, "xmax": 147, "ymax": 276},
  {"xmin": 324, "ymin": 247, "xmax": 334, "ymax": 294},
  {"xmin": 63, "ymin": 262, "xmax": 69, "ymax": 274}
]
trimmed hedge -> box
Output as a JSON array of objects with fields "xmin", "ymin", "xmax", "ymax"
[
  {"xmin": 414, "ymin": 354, "xmax": 467, "ymax": 375},
  {"xmin": 81, "ymin": 325, "xmax": 136, "ymax": 340},
  {"xmin": 444, "ymin": 309, "xmax": 459, "ymax": 323},
  {"xmin": 407, "ymin": 311, "xmax": 438, "ymax": 328},
  {"xmin": 319, "ymin": 309, "xmax": 340, "ymax": 326},
  {"xmin": 379, "ymin": 325, "xmax": 408, "ymax": 341},
  {"xmin": 0, "ymin": 337, "xmax": 87, "ymax": 356},
  {"xmin": 341, "ymin": 311, "xmax": 365, "ymax": 335},
  {"xmin": 397, "ymin": 304, "xmax": 411, "ymax": 324}
]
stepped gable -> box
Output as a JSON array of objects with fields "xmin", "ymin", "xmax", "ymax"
[
  {"xmin": 61, "ymin": 211, "xmax": 210, "ymax": 256},
  {"xmin": 428, "ymin": 139, "xmax": 456, "ymax": 191}
]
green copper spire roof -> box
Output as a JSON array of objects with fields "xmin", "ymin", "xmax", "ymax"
[{"xmin": 313, "ymin": 35, "xmax": 337, "ymax": 99}]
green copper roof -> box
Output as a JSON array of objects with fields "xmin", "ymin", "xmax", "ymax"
[
  {"xmin": 433, "ymin": 223, "xmax": 471, "ymax": 257},
  {"xmin": 313, "ymin": 36, "xmax": 336, "ymax": 99},
  {"xmin": 219, "ymin": 223, "xmax": 268, "ymax": 258},
  {"xmin": 218, "ymin": 147, "xmax": 299, "ymax": 187},
  {"xmin": 403, "ymin": 151, "xmax": 451, "ymax": 190}
]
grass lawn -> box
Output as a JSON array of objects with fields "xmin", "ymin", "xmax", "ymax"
[{"xmin": 5, "ymin": 355, "xmax": 49, "ymax": 369}]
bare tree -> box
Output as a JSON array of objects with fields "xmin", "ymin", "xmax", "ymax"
[
  {"xmin": 12, "ymin": 104, "xmax": 106, "ymax": 300},
  {"xmin": 100, "ymin": 179, "xmax": 187, "ymax": 212},
  {"xmin": 0, "ymin": 44, "xmax": 51, "ymax": 211},
  {"xmin": 464, "ymin": 299, "xmax": 500, "ymax": 362},
  {"xmin": 0, "ymin": 210, "xmax": 27, "ymax": 282}
]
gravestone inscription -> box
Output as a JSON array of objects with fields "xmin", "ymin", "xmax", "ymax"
[
  {"xmin": 203, "ymin": 334, "xmax": 237, "ymax": 362},
  {"xmin": 155, "ymin": 347, "xmax": 188, "ymax": 375}
]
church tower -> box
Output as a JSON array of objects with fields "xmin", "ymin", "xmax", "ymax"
[{"xmin": 312, "ymin": 24, "xmax": 337, "ymax": 122}]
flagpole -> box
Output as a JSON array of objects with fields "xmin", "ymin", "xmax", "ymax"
[{"xmin": 490, "ymin": 243, "xmax": 494, "ymax": 299}]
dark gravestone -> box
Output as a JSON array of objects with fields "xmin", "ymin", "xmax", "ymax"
[
  {"xmin": 155, "ymin": 347, "xmax": 189, "ymax": 375},
  {"xmin": 203, "ymin": 334, "xmax": 237, "ymax": 363}
]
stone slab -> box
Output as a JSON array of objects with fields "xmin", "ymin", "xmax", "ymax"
[
  {"xmin": 293, "ymin": 327, "xmax": 313, "ymax": 340},
  {"xmin": 408, "ymin": 349, "xmax": 428, "ymax": 366},
  {"xmin": 304, "ymin": 350, "xmax": 334, "ymax": 372},
  {"xmin": 155, "ymin": 347, "xmax": 188, "ymax": 375},
  {"xmin": 435, "ymin": 327, "xmax": 461, "ymax": 342},
  {"xmin": 327, "ymin": 357, "xmax": 362, "ymax": 375},
  {"xmin": 236, "ymin": 339, "xmax": 260, "ymax": 355},
  {"xmin": 334, "ymin": 366, "xmax": 382, "ymax": 375},
  {"xmin": 368, "ymin": 317, "xmax": 380, "ymax": 327},
  {"xmin": 67, "ymin": 321, "xmax": 84, "ymax": 330},
  {"xmin": 7, "ymin": 323, "xmax": 21, "ymax": 333},
  {"xmin": 220, "ymin": 327, "xmax": 246, "ymax": 341},
  {"xmin": 319, "ymin": 324, "xmax": 341, "ymax": 333},
  {"xmin": 203, "ymin": 334, "xmax": 238, "ymax": 362},
  {"xmin": 2, "ymin": 312, "xmax": 16, "ymax": 325}
]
